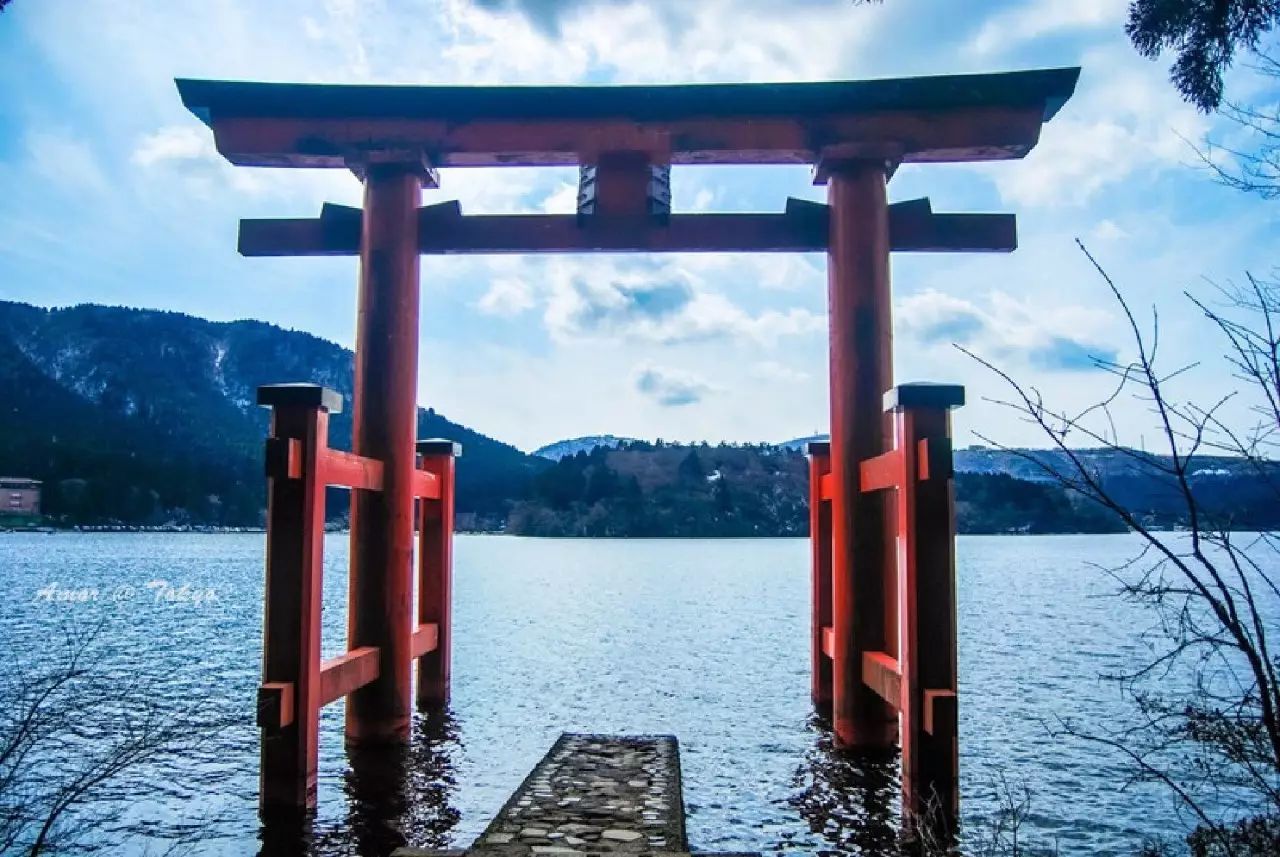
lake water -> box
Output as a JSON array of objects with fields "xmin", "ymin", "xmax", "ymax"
[{"xmin": 0, "ymin": 533, "xmax": 1231, "ymax": 855}]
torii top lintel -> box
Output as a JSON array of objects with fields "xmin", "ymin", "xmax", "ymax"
[{"xmin": 176, "ymin": 67, "xmax": 1080, "ymax": 170}]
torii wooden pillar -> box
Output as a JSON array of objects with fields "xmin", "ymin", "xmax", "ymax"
[
  {"xmin": 177, "ymin": 67, "xmax": 1079, "ymax": 834},
  {"xmin": 347, "ymin": 158, "xmax": 431, "ymax": 743}
]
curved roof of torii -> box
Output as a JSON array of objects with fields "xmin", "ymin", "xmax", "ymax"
[{"xmin": 176, "ymin": 67, "xmax": 1080, "ymax": 169}]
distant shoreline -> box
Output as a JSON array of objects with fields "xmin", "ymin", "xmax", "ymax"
[{"xmin": 0, "ymin": 526, "xmax": 1183, "ymax": 537}]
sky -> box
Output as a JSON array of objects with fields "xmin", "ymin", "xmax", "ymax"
[{"xmin": 1, "ymin": 0, "xmax": 1277, "ymax": 453}]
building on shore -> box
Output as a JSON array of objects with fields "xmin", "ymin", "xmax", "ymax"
[{"xmin": 0, "ymin": 478, "xmax": 41, "ymax": 516}]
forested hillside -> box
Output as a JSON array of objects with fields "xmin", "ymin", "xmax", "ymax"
[
  {"xmin": 508, "ymin": 441, "xmax": 1129, "ymax": 536},
  {"xmin": 2, "ymin": 301, "xmax": 1272, "ymax": 535},
  {"xmin": 0, "ymin": 301, "xmax": 546, "ymax": 527}
]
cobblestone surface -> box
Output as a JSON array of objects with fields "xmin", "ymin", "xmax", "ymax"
[{"xmin": 475, "ymin": 734, "xmax": 686, "ymax": 854}]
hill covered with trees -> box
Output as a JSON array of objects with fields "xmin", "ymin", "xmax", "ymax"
[
  {"xmin": 2, "ymin": 301, "xmax": 1272, "ymax": 535},
  {"xmin": 508, "ymin": 441, "xmax": 1129, "ymax": 537},
  {"xmin": 0, "ymin": 301, "xmax": 546, "ymax": 528}
]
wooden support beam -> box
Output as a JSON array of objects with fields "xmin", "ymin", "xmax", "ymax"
[
  {"xmin": 819, "ymin": 471, "xmax": 834, "ymax": 502},
  {"xmin": 416, "ymin": 438, "xmax": 459, "ymax": 707},
  {"xmin": 411, "ymin": 622, "xmax": 439, "ymax": 658},
  {"xmin": 238, "ymin": 200, "xmax": 1016, "ymax": 257},
  {"xmin": 319, "ymin": 646, "xmax": 381, "ymax": 707},
  {"xmin": 809, "ymin": 445, "xmax": 833, "ymax": 708},
  {"xmin": 412, "ymin": 468, "xmax": 442, "ymax": 500},
  {"xmin": 320, "ymin": 448, "xmax": 385, "ymax": 492},
  {"xmin": 264, "ymin": 437, "xmax": 304, "ymax": 480},
  {"xmin": 886, "ymin": 383, "xmax": 964, "ymax": 837},
  {"xmin": 256, "ymin": 383, "xmax": 335, "ymax": 812},
  {"xmin": 257, "ymin": 682, "xmax": 295, "ymax": 731},
  {"xmin": 859, "ymin": 449, "xmax": 902, "ymax": 494},
  {"xmin": 917, "ymin": 437, "xmax": 954, "ymax": 482},
  {"xmin": 821, "ymin": 626, "xmax": 835, "ymax": 660},
  {"xmin": 861, "ymin": 651, "xmax": 902, "ymax": 708},
  {"xmin": 924, "ymin": 689, "xmax": 958, "ymax": 737}
]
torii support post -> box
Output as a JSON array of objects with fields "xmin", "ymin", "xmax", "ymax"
[
  {"xmin": 807, "ymin": 441, "xmax": 833, "ymax": 710},
  {"xmin": 852, "ymin": 383, "xmax": 963, "ymax": 837},
  {"xmin": 257, "ymin": 383, "xmax": 341, "ymax": 813},
  {"xmin": 886, "ymin": 384, "xmax": 963, "ymax": 834},
  {"xmin": 825, "ymin": 160, "xmax": 897, "ymax": 749},
  {"xmin": 416, "ymin": 439, "xmax": 460, "ymax": 707},
  {"xmin": 347, "ymin": 158, "xmax": 432, "ymax": 744},
  {"xmin": 255, "ymin": 384, "xmax": 456, "ymax": 813}
]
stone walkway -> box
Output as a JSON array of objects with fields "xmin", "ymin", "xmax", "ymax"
[
  {"xmin": 393, "ymin": 733, "xmax": 757, "ymax": 857},
  {"xmin": 475, "ymin": 734, "xmax": 685, "ymax": 853}
]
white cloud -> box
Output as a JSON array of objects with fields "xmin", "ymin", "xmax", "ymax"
[
  {"xmin": 132, "ymin": 126, "xmax": 214, "ymax": 168},
  {"xmin": 897, "ymin": 288, "xmax": 1119, "ymax": 372},
  {"xmin": 131, "ymin": 125, "xmax": 267, "ymax": 195},
  {"xmin": 539, "ymin": 259, "xmax": 825, "ymax": 345},
  {"xmin": 633, "ymin": 363, "xmax": 717, "ymax": 407},
  {"xmin": 967, "ymin": 0, "xmax": 1126, "ymax": 57},
  {"xmin": 476, "ymin": 277, "xmax": 536, "ymax": 316},
  {"xmin": 751, "ymin": 360, "xmax": 810, "ymax": 383},
  {"xmin": 990, "ymin": 45, "xmax": 1211, "ymax": 208}
]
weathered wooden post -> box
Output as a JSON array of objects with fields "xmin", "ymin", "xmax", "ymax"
[
  {"xmin": 257, "ymin": 383, "xmax": 342, "ymax": 812},
  {"xmin": 824, "ymin": 159, "xmax": 897, "ymax": 749},
  {"xmin": 887, "ymin": 383, "xmax": 963, "ymax": 833},
  {"xmin": 416, "ymin": 439, "xmax": 460, "ymax": 706},
  {"xmin": 807, "ymin": 441, "xmax": 833, "ymax": 710},
  {"xmin": 347, "ymin": 156, "xmax": 435, "ymax": 743}
]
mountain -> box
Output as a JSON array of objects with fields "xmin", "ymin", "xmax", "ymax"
[
  {"xmin": 782, "ymin": 435, "xmax": 1277, "ymax": 530},
  {"xmin": 0, "ymin": 301, "xmax": 547, "ymax": 527},
  {"xmin": 507, "ymin": 441, "xmax": 1127, "ymax": 537},
  {"xmin": 533, "ymin": 435, "xmax": 638, "ymax": 461},
  {"xmin": 510, "ymin": 442, "xmax": 809, "ymax": 537}
]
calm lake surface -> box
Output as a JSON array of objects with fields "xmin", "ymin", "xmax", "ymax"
[{"xmin": 0, "ymin": 533, "xmax": 1231, "ymax": 855}]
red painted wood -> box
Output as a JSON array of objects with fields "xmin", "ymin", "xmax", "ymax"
[
  {"xmin": 319, "ymin": 646, "xmax": 381, "ymax": 706},
  {"xmin": 411, "ymin": 622, "xmax": 439, "ymax": 659},
  {"xmin": 861, "ymin": 651, "xmax": 902, "ymax": 708},
  {"xmin": 891, "ymin": 407, "xmax": 924, "ymax": 819},
  {"xmin": 808, "ymin": 450, "xmax": 833, "ymax": 708},
  {"xmin": 257, "ymin": 682, "xmax": 295, "ymax": 730},
  {"xmin": 819, "ymin": 472, "xmax": 834, "ymax": 501},
  {"xmin": 238, "ymin": 210, "xmax": 1017, "ymax": 257},
  {"xmin": 859, "ymin": 449, "xmax": 902, "ymax": 493},
  {"xmin": 821, "ymin": 626, "xmax": 835, "ymax": 659},
  {"xmin": 320, "ymin": 448, "xmax": 385, "ymax": 491},
  {"xmin": 416, "ymin": 451, "xmax": 455, "ymax": 706},
  {"xmin": 347, "ymin": 164, "xmax": 422, "ymax": 743},
  {"xmin": 826, "ymin": 161, "xmax": 896, "ymax": 749},
  {"xmin": 924, "ymin": 689, "xmax": 957, "ymax": 738},
  {"xmin": 906, "ymin": 406, "xmax": 961, "ymax": 831},
  {"xmin": 259, "ymin": 402, "xmax": 327, "ymax": 812},
  {"xmin": 411, "ymin": 468, "xmax": 441, "ymax": 500},
  {"xmin": 592, "ymin": 152, "xmax": 654, "ymax": 217},
  {"xmin": 206, "ymin": 105, "xmax": 1051, "ymax": 169}
]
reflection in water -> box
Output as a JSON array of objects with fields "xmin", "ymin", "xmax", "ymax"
[
  {"xmin": 791, "ymin": 715, "xmax": 901, "ymax": 856},
  {"xmin": 260, "ymin": 708, "xmax": 462, "ymax": 857}
]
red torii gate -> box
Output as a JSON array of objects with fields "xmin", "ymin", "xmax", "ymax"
[{"xmin": 177, "ymin": 67, "xmax": 1078, "ymax": 831}]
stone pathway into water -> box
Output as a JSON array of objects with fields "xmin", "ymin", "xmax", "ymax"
[{"xmin": 393, "ymin": 733, "xmax": 756, "ymax": 857}]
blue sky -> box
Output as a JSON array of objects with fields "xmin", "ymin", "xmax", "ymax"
[{"xmin": 1, "ymin": 0, "xmax": 1277, "ymax": 452}]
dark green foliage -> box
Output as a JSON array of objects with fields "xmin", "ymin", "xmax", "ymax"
[
  {"xmin": 1127, "ymin": 0, "xmax": 1280, "ymax": 111},
  {"xmin": 0, "ymin": 301, "xmax": 547, "ymax": 527},
  {"xmin": 1186, "ymin": 814, "xmax": 1280, "ymax": 856},
  {"xmin": 508, "ymin": 443, "xmax": 809, "ymax": 537},
  {"xmin": 955, "ymin": 472, "xmax": 1128, "ymax": 535},
  {"xmin": 508, "ymin": 444, "xmax": 1131, "ymax": 537}
]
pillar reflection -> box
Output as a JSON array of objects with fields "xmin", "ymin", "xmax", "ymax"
[{"xmin": 791, "ymin": 717, "xmax": 900, "ymax": 856}]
